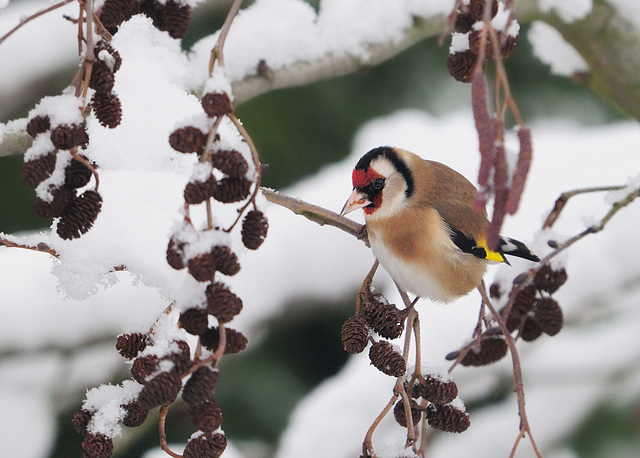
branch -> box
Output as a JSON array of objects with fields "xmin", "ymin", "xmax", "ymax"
[{"xmin": 261, "ymin": 188, "xmax": 368, "ymax": 245}]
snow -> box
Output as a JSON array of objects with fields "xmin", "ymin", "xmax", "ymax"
[
  {"xmin": 2, "ymin": 0, "xmax": 640, "ymax": 456},
  {"xmin": 537, "ymin": 0, "xmax": 593, "ymax": 23},
  {"xmin": 528, "ymin": 21, "xmax": 589, "ymax": 77},
  {"xmin": 608, "ymin": 0, "xmax": 640, "ymax": 29}
]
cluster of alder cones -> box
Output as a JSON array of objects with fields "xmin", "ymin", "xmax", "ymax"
[
  {"xmin": 446, "ymin": 264, "xmax": 567, "ymax": 367},
  {"xmin": 447, "ymin": 0, "xmax": 519, "ymax": 82},
  {"xmin": 21, "ymin": 105, "xmax": 101, "ymax": 240},
  {"xmin": 342, "ymin": 289, "xmax": 470, "ymax": 438},
  {"xmin": 90, "ymin": 39, "xmax": 123, "ymax": 129},
  {"xmin": 99, "ymin": 0, "xmax": 192, "ymax": 39}
]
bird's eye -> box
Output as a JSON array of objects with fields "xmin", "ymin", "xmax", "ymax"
[{"xmin": 372, "ymin": 178, "xmax": 385, "ymax": 190}]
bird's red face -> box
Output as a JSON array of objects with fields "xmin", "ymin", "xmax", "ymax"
[{"xmin": 341, "ymin": 167, "xmax": 386, "ymax": 216}]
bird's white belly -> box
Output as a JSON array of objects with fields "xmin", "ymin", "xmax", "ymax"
[{"xmin": 368, "ymin": 232, "xmax": 452, "ymax": 302}]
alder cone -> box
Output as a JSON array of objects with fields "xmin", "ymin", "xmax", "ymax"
[
  {"xmin": 200, "ymin": 327, "xmax": 248, "ymax": 354},
  {"xmin": 72, "ymin": 409, "xmax": 92, "ymax": 435},
  {"xmin": 89, "ymin": 61, "xmax": 115, "ymax": 94},
  {"xmin": 369, "ymin": 341, "xmax": 406, "ymax": 377},
  {"xmin": 205, "ymin": 282, "xmax": 243, "ymax": 323},
  {"xmin": 138, "ymin": 370, "xmax": 183, "ymax": 410},
  {"xmin": 169, "ymin": 126, "xmax": 207, "ymax": 154},
  {"xmin": 534, "ymin": 265, "xmax": 568, "ymax": 293},
  {"xmin": 393, "ymin": 399, "xmax": 422, "ymax": 427},
  {"xmin": 116, "ymin": 332, "xmax": 148, "ymax": 359},
  {"xmin": 26, "ymin": 115, "xmax": 51, "ymax": 138},
  {"xmin": 426, "ymin": 403, "xmax": 470, "ymax": 433},
  {"xmin": 180, "ymin": 307, "xmax": 209, "ymax": 336},
  {"xmin": 183, "ymin": 432, "xmax": 227, "ymax": 458},
  {"xmin": 184, "ymin": 176, "xmax": 217, "ymax": 204},
  {"xmin": 212, "ymin": 149, "xmax": 248, "ymax": 177},
  {"xmin": 139, "ymin": 0, "xmax": 164, "ymax": 29},
  {"xmin": 121, "ymin": 400, "xmax": 148, "ymax": 427},
  {"xmin": 187, "ymin": 252, "xmax": 217, "ymax": 282},
  {"xmin": 99, "ymin": 0, "xmax": 135, "ymax": 34},
  {"xmin": 21, "ymin": 152, "xmax": 57, "ymax": 187},
  {"xmin": 413, "ymin": 375, "xmax": 458, "ymax": 404},
  {"xmin": 467, "ymin": 0, "xmax": 498, "ymax": 21},
  {"xmin": 460, "ymin": 337, "xmax": 508, "ymax": 366},
  {"xmin": 82, "ymin": 433, "xmax": 114, "ymax": 457},
  {"xmin": 361, "ymin": 297, "xmax": 405, "ymax": 340},
  {"xmin": 534, "ymin": 297, "xmax": 564, "ymax": 336},
  {"xmin": 131, "ymin": 354, "xmax": 159, "ymax": 384},
  {"xmin": 520, "ymin": 315, "xmax": 543, "ymax": 342},
  {"xmin": 189, "ymin": 399, "xmax": 222, "ymax": 433},
  {"xmin": 212, "ymin": 245, "xmax": 240, "ymax": 276},
  {"xmin": 64, "ymin": 156, "xmax": 93, "ymax": 189},
  {"xmin": 34, "ymin": 187, "xmax": 71, "ymax": 219},
  {"xmin": 447, "ymin": 50, "xmax": 478, "ymax": 83},
  {"xmin": 241, "ymin": 210, "xmax": 268, "ymax": 250},
  {"xmin": 201, "ymin": 92, "xmax": 233, "ymax": 117},
  {"xmin": 166, "ymin": 238, "xmax": 186, "ymax": 270},
  {"xmin": 163, "ymin": 0, "xmax": 191, "ymax": 39},
  {"xmin": 212, "ymin": 177, "xmax": 251, "ymax": 203},
  {"xmin": 454, "ymin": 13, "xmax": 475, "ymax": 33},
  {"xmin": 56, "ymin": 190, "xmax": 102, "ymax": 240},
  {"xmin": 92, "ymin": 92, "xmax": 122, "ymax": 128},
  {"xmin": 341, "ymin": 315, "xmax": 369, "ymax": 354},
  {"xmin": 182, "ymin": 366, "xmax": 219, "ymax": 405},
  {"xmin": 51, "ymin": 124, "xmax": 86, "ymax": 150}
]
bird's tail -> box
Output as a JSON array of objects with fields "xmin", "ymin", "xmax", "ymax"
[{"xmin": 499, "ymin": 237, "xmax": 540, "ymax": 263}]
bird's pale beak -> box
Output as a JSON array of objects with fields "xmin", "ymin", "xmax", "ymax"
[{"xmin": 340, "ymin": 189, "xmax": 371, "ymax": 216}]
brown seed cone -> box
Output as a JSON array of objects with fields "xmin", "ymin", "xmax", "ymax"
[
  {"xmin": 92, "ymin": 92, "xmax": 122, "ymax": 129},
  {"xmin": 520, "ymin": 315, "xmax": 543, "ymax": 341},
  {"xmin": 212, "ymin": 245, "xmax": 240, "ymax": 276},
  {"xmin": 166, "ymin": 237, "xmax": 186, "ymax": 270},
  {"xmin": 169, "ymin": 126, "xmax": 207, "ymax": 154},
  {"xmin": 82, "ymin": 433, "xmax": 114, "ymax": 457},
  {"xmin": 188, "ymin": 252, "xmax": 217, "ymax": 282},
  {"xmin": 500, "ymin": 34, "xmax": 519, "ymax": 58},
  {"xmin": 167, "ymin": 339, "xmax": 192, "ymax": 375},
  {"xmin": 341, "ymin": 315, "xmax": 370, "ymax": 354},
  {"xmin": 138, "ymin": 370, "xmax": 183, "ymax": 410},
  {"xmin": 369, "ymin": 341, "xmax": 406, "ymax": 377},
  {"xmin": 163, "ymin": 1, "xmax": 191, "ymax": 39},
  {"xmin": 205, "ymin": 281, "xmax": 243, "ymax": 323},
  {"xmin": 200, "ymin": 327, "xmax": 248, "ymax": 355},
  {"xmin": 98, "ymin": 0, "xmax": 135, "ymax": 34},
  {"xmin": 21, "ymin": 152, "xmax": 57, "ymax": 187},
  {"xmin": 393, "ymin": 399, "xmax": 422, "ymax": 428},
  {"xmin": 467, "ymin": 0, "xmax": 498, "ymax": 22},
  {"xmin": 361, "ymin": 294, "xmax": 406, "ymax": 340},
  {"xmin": 182, "ymin": 366, "xmax": 220, "ymax": 405},
  {"xmin": 138, "ymin": 0, "xmax": 165, "ymax": 30},
  {"xmin": 489, "ymin": 281, "xmax": 502, "ymax": 299},
  {"xmin": 460, "ymin": 337, "xmax": 508, "ymax": 366},
  {"xmin": 189, "ymin": 399, "xmax": 222, "ymax": 433},
  {"xmin": 64, "ymin": 156, "xmax": 93, "ymax": 189},
  {"xmin": 201, "ymin": 92, "xmax": 233, "ymax": 117},
  {"xmin": 116, "ymin": 332, "xmax": 148, "ymax": 359},
  {"xmin": 56, "ymin": 190, "xmax": 102, "ymax": 240},
  {"xmin": 426, "ymin": 403, "xmax": 470, "ymax": 433},
  {"xmin": 212, "ymin": 149, "xmax": 249, "ymax": 177},
  {"xmin": 504, "ymin": 284, "xmax": 537, "ymax": 332},
  {"xmin": 183, "ymin": 432, "xmax": 227, "ymax": 458},
  {"xmin": 95, "ymin": 40, "xmax": 122, "ymax": 74},
  {"xmin": 72, "ymin": 409, "xmax": 92, "ymax": 435},
  {"xmin": 241, "ymin": 210, "xmax": 269, "ymax": 250},
  {"xmin": 51, "ymin": 124, "xmax": 82, "ymax": 150},
  {"xmin": 180, "ymin": 307, "xmax": 209, "ymax": 335},
  {"xmin": 184, "ymin": 176, "xmax": 217, "ymax": 205},
  {"xmin": 533, "ymin": 297, "xmax": 564, "ymax": 336},
  {"xmin": 447, "ymin": 50, "xmax": 479, "ymax": 83},
  {"xmin": 35, "ymin": 187, "xmax": 72, "ymax": 219},
  {"xmin": 454, "ymin": 13, "xmax": 476, "ymax": 33},
  {"xmin": 131, "ymin": 354, "xmax": 159, "ymax": 384},
  {"xmin": 534, "ymin": 265, "xmax": 568, "ymax": 294},
  {"xmin": 413, "ymin": 375, "xmax": 458, "ymax": 404},
  {"xmin": 26, "ymin": 115, "xmax": 51, "ymax": 138},
  {"xmin": 121, "ymin": 400, "xmax": 149, "ymax": 427},
  {"xmin": 90, "ymin": 61, "xmax": 115, "ymax": 94},
  {"xmin": 212, "ymin": 176, "xmax": 252, "ymax": 203}
]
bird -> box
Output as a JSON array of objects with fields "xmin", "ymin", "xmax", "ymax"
[{"xmin": 340, "ymin": 146, "xmax": 539, "ymax": 303}]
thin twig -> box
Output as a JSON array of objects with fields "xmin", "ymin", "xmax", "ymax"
[
  {"xmin": 477, "ymin": 280, "xmax": 542, "ymax": 458},
  {"xmin": 209, "ymin": 0, "xmax": 243, "ymax": 74},
  {"xmin": 542, "ymin": 185, "xmax": 625, "ymax": 229},
  {"xmin": 0, "ymin": 0, "xmax": 75, "ymax": 46},
  {"xmin": 261, "ymin": 188, "xmax": 367, "ymax": 244},
  {"xmin": 158, "ymin": 404, "xmax": 182, "ymax": 458}
]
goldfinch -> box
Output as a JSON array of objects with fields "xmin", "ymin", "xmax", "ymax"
[{"xmin": 340, "ymin": 146, "xmax": 539, "ymax": 303}]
